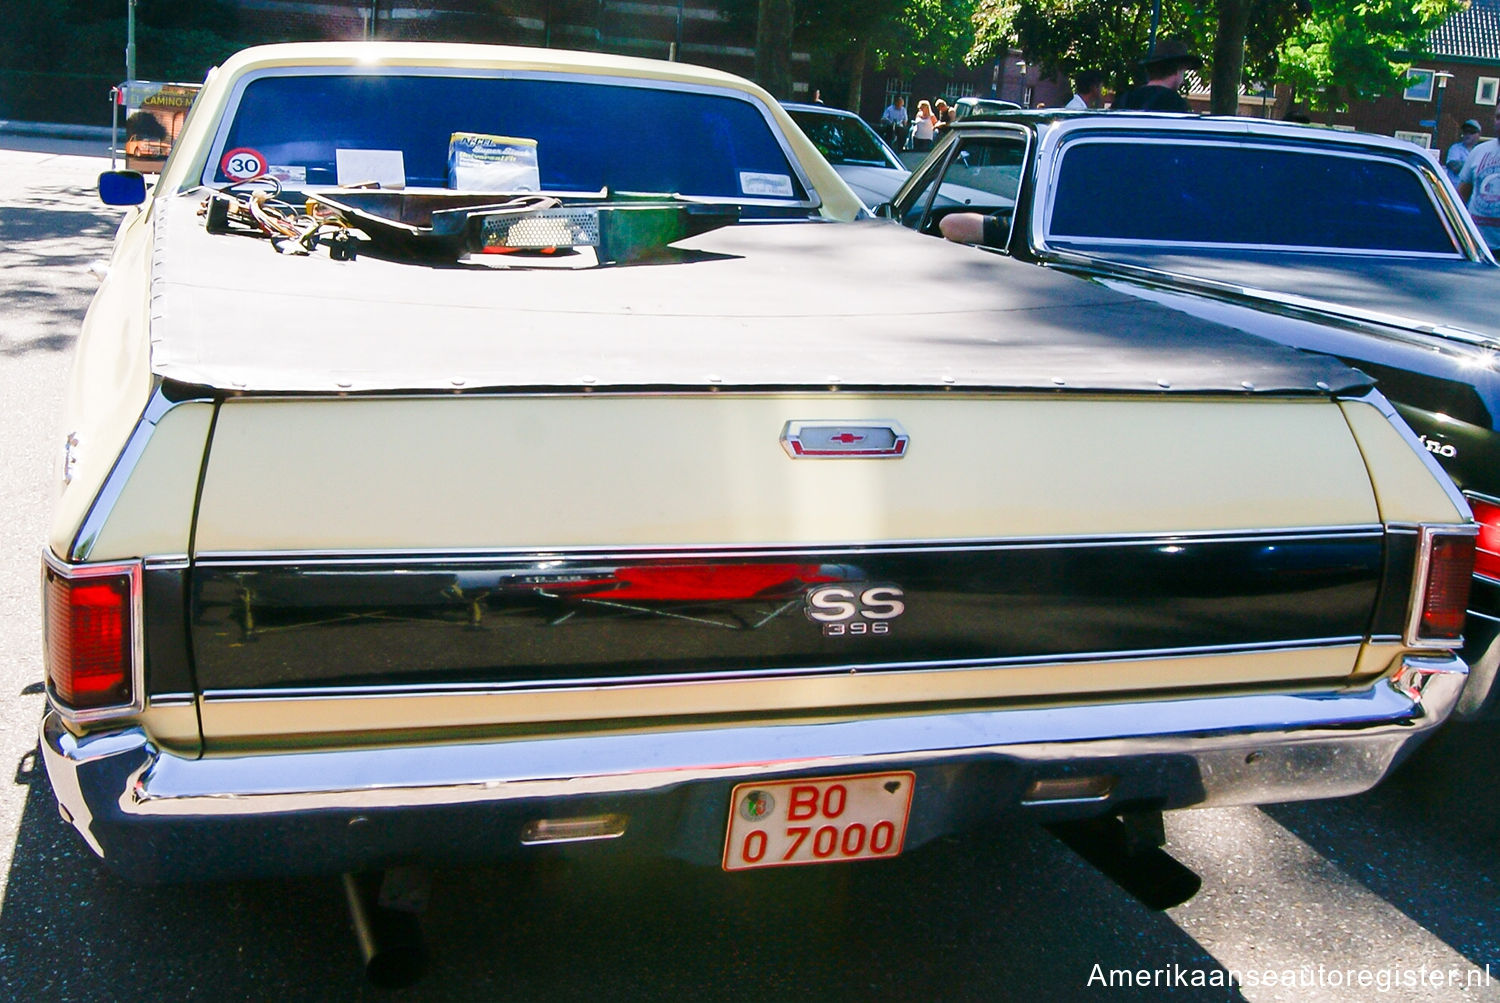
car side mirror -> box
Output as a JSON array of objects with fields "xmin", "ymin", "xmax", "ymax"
[
  {"xmin": 99, "ymin": 171, "xmax": 147, "ymax": 207},
  {"xmin": 872, "ymin": 202, "xmax": 895, "ymax": 220}
]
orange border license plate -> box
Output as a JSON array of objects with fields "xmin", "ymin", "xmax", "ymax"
[{"xmin": 722, "ymin": 771, "xmax": 915, "ymax": 871}]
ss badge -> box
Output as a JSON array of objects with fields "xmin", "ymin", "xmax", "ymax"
[{"xmin": 805, "ymin": 583, "xmax": 906, "ymax": 637}]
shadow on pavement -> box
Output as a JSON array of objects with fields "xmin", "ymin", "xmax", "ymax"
[
  {"xmin": 1264, "ymin": 721, "xmax": 1500, "ymax": 975},
  {"xmin": 0, "ymin": 201, "xmax": 117, "ymax": 358},
  {"xmin": 0, "ymin": 754, "xmax": 1244, "ymax": 1002}
]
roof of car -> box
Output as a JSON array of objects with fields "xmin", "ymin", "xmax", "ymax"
[
  {"xmin": 781, "ymin": 102, "xmax": 860, "ymax": 116},
  {"xmin": 948, "ymin": 110, "xmax": 1428, "ymax": 156},
  {"xmin": 211, "ymin": 41, "xmax": 758, "ymax": 89}
]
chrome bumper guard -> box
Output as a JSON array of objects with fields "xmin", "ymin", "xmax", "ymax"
[{"xmin": 42, "ymin": 656, "xmax": 1466, "ymax": 882}]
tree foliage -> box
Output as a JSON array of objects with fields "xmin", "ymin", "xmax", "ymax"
[
  {"xmin": 729, "ymin": 0, "xmax": 977, "ymax": 107},
  {"xmin": 1, "ymin": 0, "xmax": 273, "ymax": 122},
  {"xmin": 1277, "ymin": 0, "xmax": 1462, "ymax": 109},
  {"xmin": 970, "ymin": 0, "xmax": 1460, "ymax": 111},
  {"xmin": 970, "ymin": 0, "xmax": 1163, "ymax": 92}
]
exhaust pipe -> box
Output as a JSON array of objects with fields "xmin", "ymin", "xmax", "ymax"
[
  {"xmin": 1047, "ymin": 810, "xmax": 1201, "ymax": 910},
  {"xmin": 342, "ymin": 869, "xmax": 428, "ymax": 988}
]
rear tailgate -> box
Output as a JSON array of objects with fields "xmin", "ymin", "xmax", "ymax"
[{"xmin": 187, "ymin": 392, "xmax": 1387, "ymax": 747}]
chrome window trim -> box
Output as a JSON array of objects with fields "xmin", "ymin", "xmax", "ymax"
[
  {"xmin": 70, "ymin": 382, "xmax": 214, "ymax": 563},
  {"xmin": 1345, "ymin": 387, "xmax": 1474, "ymax": 516},
  {"xmin": 892, "ymin": 126, "xmax": 1033, "ymax": 242},
  {"xmin": 40, "ymin": 549, "xmax": 146, "ymax": 724},
  {"xmin": 1036, "ymin": 132, "xmax": 1468, "ymax": 259},
  {"xmin": 887, "ymin": 129, "xmax": 960, "ymax": 225},
  {"xmin": 198, "ymin": 637, "xmax": 1368, "ymax": 703},
  {"xmin": 1049, "ymin": 237, "xmax": 1462, "ymax": 260},
  {"xmin": 189, "ymin": 524, "xmax": 1387, "ymax": 566},
  {"xmin": 1405, "ymin": 522, "xmax": 1482, "ymax": 649},
  {"xmin": 196, "ymin": 64, "xmax": 822, "ymax": 210}
]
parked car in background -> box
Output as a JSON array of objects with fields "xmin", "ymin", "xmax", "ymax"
[
  {"xmin": 952, "ymin": 96, "xmax": 1021, "ymax": 120},
  {"xmin": 44, "ymin": 45, "xmax": 1475, "ymax": 982},
  {"xmin": 883, "ymin": 110, "xmax": 1500, "ymax": 717},
  {"xmin": 782, "ymin": 101, "xmax": 909, "ymax": 207}
]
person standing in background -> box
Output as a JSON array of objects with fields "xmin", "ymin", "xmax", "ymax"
[
  {"xmin": 1112, "ymin": 39, "xmax": 1200, "ymax": 112},
  {"xmin": 1459, "ymin": 108, "xmax": 1500, "ymax": 249},
  {"xmin": 880, "ymin": 96, "xmax": 908, "ymax": 147},
  {"xmin": 1447, "ymin": 119, "xmax": 1483, "ymax": 182},
  {"xmin": 1065, "ymin": 70, "xmax": 1106, "ymax": 110},
  {"xmin": 910, "ymin": 99, "xmax": 938, "ymax": 151}
]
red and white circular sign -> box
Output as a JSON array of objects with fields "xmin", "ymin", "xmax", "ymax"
[{"xmin": 220, "ymin": 147, "xmax": 266, "ymax": 182}]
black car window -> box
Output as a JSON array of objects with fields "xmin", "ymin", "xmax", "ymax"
[
  {"xmin": 1049, "ymin": 140, "xmax": 1455, "ymax": 254},
  {"xmin": 214, "ymin": 73, "xmax": 806, "ymax": 202},
  {"xmin": 789, "ymin": 110, "xmax": 899, "ymax": 169}
]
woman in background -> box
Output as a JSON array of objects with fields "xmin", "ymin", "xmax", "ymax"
[{"xmin": 910, "ymin": 99, "xmax": 938, "ymax": 152}]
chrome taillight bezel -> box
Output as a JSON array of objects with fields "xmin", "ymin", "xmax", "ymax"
[
  {"xmin": 40, "ymin": 548, "xmax": 145, "ymax": 724},
  {"xmin": 1405, "ymin": 524, "xmax": 1479, "ymax": 649},
  {"xmin": 1464, "ymin": 491, "xmax": 1500, "ymax": 585}
]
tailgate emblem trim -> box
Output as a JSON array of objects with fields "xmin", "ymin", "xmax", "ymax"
[{"xmin": 780, "ymin": 420, "xmax": 909, "ymax": 459}]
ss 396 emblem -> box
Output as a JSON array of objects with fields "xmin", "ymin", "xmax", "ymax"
[{"xmin": 805, "ymin": 583, "xmax": 906, "ymax": 637}]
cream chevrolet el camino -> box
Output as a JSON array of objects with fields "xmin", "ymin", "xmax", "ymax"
[{"xmin": 44, "ymin": 43, "xmax": 1477, "ymax": 920}]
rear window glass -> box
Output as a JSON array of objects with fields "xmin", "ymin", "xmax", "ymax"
[
  {"xmin": 1049, "ymin": 141, "xmax": 1455, "ymax": 254},
  {"xmin": 212, "ymin": 73, "xmax": 806, "ymax": 201}
]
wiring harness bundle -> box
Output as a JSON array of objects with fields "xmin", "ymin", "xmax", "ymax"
[{"xmin": 198, "ymin": 179, "xmax": 358, "ymax": 258}]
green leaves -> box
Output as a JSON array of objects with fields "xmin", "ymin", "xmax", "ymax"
[
  {"xmin": 1277, "ymin": 0, "xmax": 1462, "ymax": 108},
  {"xmin": 967, "ymin": 0, "xmax": 1462, "ymax": 111}
]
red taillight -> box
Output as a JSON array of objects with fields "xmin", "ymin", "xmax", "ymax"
[
  {"xmin": 1410, "ymin": 529, "xmax": 1476, "ymax": 647},
  {"xmin": 1469, "ymin": 497, "xmax": 1500, "ymax": 582},
  {"xmin": 43, "ymin": 561, "xmax": 136, "ymax": 714}
]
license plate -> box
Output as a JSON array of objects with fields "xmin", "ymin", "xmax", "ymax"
[{"xmin": 722, "ymin": 771, "xmax": 915, "ymax": 871}]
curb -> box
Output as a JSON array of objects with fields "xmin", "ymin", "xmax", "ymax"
[{"xmin": 0, "ymin": 120, "xmax": 112, "ymax": 141}]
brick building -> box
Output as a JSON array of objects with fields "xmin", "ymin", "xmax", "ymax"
[{"xmin": 1302, "ymin": 0, "xmax": 1500, "ymax": 153}]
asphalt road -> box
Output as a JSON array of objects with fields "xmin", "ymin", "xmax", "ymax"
[{"xmin": 2, "ymin": 136, "xmax": 1499, "ymax": 1002}]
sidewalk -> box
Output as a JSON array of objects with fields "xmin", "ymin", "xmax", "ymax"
[{"xmin": 0, "ymin": 119, "xmax": 111, "ymax": 141}]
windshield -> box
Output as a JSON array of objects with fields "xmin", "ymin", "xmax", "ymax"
[
  {"xmin": 211, "ymin": 72, "xmax": 809, "ymax": 203},
  {"xmin": 787, "ymin": 109, "xmax": 900, "ymax": 169}
]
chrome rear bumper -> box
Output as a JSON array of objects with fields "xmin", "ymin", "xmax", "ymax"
[{"xmin": 42, "ymin": 656, "xmax": 1466, "ymax": 883}]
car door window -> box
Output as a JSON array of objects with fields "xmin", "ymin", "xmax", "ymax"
[{"xmin": 894, "ymin": 132, "xmax": 1028, "ymax": 243}]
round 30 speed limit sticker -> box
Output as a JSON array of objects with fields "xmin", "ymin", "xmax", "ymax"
[{"xmin": 220, "ymin": 147, "xmax": 266, "ymax": 181}]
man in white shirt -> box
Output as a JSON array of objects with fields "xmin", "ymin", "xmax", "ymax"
[
  {"xmin": 1459, "ymin": 109, "xmax": 1500, "ymax": 249},
  {"xmin": 1065, "ymin": 70, "xmax": 1105, "ymax": 110}
]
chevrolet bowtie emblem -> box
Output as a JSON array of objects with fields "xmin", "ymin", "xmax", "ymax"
[{"xmin": 781, "ymin": 421, "xmax": 909, "ymax": 459}]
